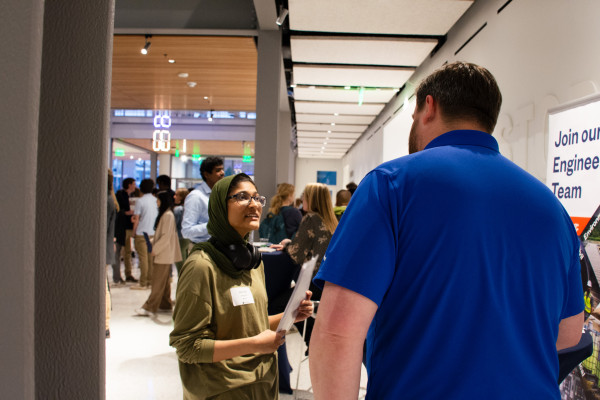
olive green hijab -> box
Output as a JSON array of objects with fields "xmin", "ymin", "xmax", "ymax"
[{"xmin": 189, "ymin": 173, "xmax": 251, "ymax": 278}]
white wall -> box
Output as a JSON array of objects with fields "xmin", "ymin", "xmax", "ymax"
[
  {"xmin": 343, "ymin": 0, "xmax": 600, "ymax": 184},
  {"xmin": 382, "ymin": 97, "xmax": 415, "ymax": 163},
  {"xmin": 171, "ymin": 156, "xmax": 186, "ymax": 178},
  {"xmin": 295, "ymin": 157, "xmax": 344, "ymax": 200},
  {"xmin": 342, "ymin": 121, "xmax": 384, "ymax": 185}
]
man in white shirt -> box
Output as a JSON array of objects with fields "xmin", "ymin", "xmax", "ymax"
[
  {"xmin": 131, "ymin": 178, "xmax": 158, "ymax": 289},
  {"xmin": 181, "ymin": 157, "xmax": 225, "ymax": 248}
]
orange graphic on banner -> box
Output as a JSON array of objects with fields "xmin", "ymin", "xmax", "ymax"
[{"xmin": 571, "ymin": 216, "xmax": 590, "ymax": 236}]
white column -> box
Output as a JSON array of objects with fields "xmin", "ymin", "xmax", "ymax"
[
  {"xmin": 254, "ymin": 29, "xmax": 282, "ymax": 202},
  {"xmin": 34, "ymin": 1, "xmax": 115, "ymax": 398},
  {"xmin": 0, "ymin": 0, "xmax": 43, "ymax": 398},
  {"xmin": 158, "ymin": 153, "xmax": 172, "ymax": 176}
]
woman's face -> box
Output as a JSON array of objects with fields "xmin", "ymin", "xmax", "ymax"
[
  {"xmin": 227, "ymin": 181, "xmax": 263, "ymax": 237},
  {"xmin": 174, "ymin": 193, "xmax": 181, "ymax": 205},
  {"xmin": 302, "ymin": 192, "xmax": 308, "ymax": 212}
]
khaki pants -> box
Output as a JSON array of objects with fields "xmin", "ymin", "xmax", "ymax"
[
  {"xmin": 134, "ymin": 235, "xmax": 154, "ymax": 287},
  {"xmin": 122, "ymin": 229, "xmax": 134, "ymax": 277},
  {"xmin": 142, "ymin": 263, "xmax": 172, "ymax": 313}
]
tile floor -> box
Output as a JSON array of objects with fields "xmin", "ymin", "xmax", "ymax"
[{"xmin": 105, "ymin": 265, "xmax": 367, "ymax": 399}]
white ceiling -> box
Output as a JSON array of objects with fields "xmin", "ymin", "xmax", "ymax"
[
  {"xmin": 286, "ymin": 0, "xmax": 475, "ymax": 158},
  {"xmin": 288, "ymin": 0, "xmax": 474, "ymax": 35},
  {"xmin": 291, "ymin": 36, "xmax": 439, "ymax": 67}
]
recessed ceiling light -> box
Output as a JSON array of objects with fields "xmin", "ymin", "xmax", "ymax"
[
  {"xmin": 327, "ymin": 130, "xmax": 331, "ymax": 133},
  {"xmin": 130, "ymin": 156, "xmax": 134, "ymax": 159},
  {"xmin": 344, "ymin": 86, "xmax": 351, "ymax": 90},
  {"xmin": 178, "ymin": 72, "xmax": 189, "ymax": 78},
  {"xmin": 168, "ymin": 59, "xmax": 175, "ymax": 64},
  {"xmin": 203, "ymin": 96, "xmax": 209, "ymax": 100},
  {"xmin": 333, "ymin": 113, "xmax": 339, "ymax": 116},
  {"xmin": 140, "ymin": 35, "xmax": 151, "ymax": 55},
  {"xmin": 187, "ymin": 81, "xmax": 197, "ymax": 88},
  {"xmin": 331, "ymin": 123, "xmax": 335, "ymax": 126}
]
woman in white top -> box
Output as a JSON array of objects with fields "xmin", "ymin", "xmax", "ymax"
[{"xmin": 136, "ymin": 190, "xmax": 182, "ymax": 316}]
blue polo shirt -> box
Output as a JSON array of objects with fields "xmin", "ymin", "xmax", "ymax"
[{"xmin": 315, "ymin": 130, "xmax": 583, "ymax": 399}]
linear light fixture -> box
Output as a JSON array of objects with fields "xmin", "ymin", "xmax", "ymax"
[{"xmin": 276, "ymin": 7, "xmax": 288, "ymax": 26}]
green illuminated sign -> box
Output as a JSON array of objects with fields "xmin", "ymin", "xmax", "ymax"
[
  {"xmin": 192, "ymin": 154, "xmax": 201, "ymax": 161},
  {"xmin": 115, "ymin": 149, "xmax": 125, "ymax": 157},
  {"xmin": 243, "ymin": 155, "xmax": 252, "ymax": 162},
  {"xmin": 175, "ymin": 149, "xmax": 180, "ymax": 157}
]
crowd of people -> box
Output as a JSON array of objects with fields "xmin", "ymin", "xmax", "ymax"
[{"xmin": 104, "ymin": 62, "xmax": 585, "ymax": 400}]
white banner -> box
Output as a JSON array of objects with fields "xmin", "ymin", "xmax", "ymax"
[{"xmin": 547, "ymin": 94, "xmax": 600, "ymax": 235}]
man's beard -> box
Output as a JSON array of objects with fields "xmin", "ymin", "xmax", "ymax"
[{"xmin": 408, "ymin": 122, "xmax": 419, "ymax": 154}]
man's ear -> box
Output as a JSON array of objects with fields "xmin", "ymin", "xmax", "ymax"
[{"xmin": 422, "ymin": 95, "xmax": 437, "ymax": 123}]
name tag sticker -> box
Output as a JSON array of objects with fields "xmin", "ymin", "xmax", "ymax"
[{"xmin": 230, "ymin": 286, "xmax": 255, "ymax": 306}]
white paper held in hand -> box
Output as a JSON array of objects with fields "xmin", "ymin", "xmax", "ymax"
[{"xmin": 276, "ymin": 255, "xmax": 318, "ymax": 333}]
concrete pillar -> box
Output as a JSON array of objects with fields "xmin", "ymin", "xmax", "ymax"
[
  {"xmin": 254, "ymin": 30, "xmax": 282, "ymax": 203},
  {"xmin": 0, "ymin": 0, "xmax": 43, "ymax": 398},
  {"xmin": 35, "ymin": 1, "xmax": 115, "ymax": 399},
  {"xmin": 150, "ymin": 152, "xmax": 158, "ymax": 181},
  {"xmin": 276, "ymin": 109, "xmax": 295, "ymax": 185},
  {"xmin": 158, "ymin": 153, "xmax": 172, "ymax": 177}
]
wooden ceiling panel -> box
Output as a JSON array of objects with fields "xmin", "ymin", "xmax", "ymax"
[{"xmin": 111, "ymin": 35, "xmax": 257, "ymax": 111}]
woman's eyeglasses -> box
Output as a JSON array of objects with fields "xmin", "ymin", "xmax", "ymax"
[{"xmin": 227, "ymin": 192, "xmax": 266, "ymax": 207}]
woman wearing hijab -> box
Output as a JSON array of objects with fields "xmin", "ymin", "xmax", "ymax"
[{"xmin": 169, "ymin": 173, "xmax": 313, "ymax": 400}]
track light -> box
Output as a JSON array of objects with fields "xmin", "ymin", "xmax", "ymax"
[
  {"xmin": 141, "ymin": 35, "xmax": 151, "ymax": 55},
  {"xmin": 276, "ymin": 7, "xmax": 288, "ymax": 26}
]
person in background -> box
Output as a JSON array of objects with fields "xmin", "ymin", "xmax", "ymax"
[
  {"xmin": 271, "ymin": 182, "xmax": 338, "ymax": 349},
  {"xmin": 113, "ymin": 177, "xmax": 137, "ymax": 284},
  {"xmin": 258, "ymin": 183, "xmax": 302, "ymax": 244},
  {"xmin": 333, "ymin": 189, "xmax": 351, "ymax": 221},
  {"xmin": 345, "ymin": 182, "xmax": 357, "ymax": 196},
  {"xmin": 131, "ymin": 187, "xmax": 141, "ymax": 200},
  {"xmin": 157, "ymin": 174, "xmax": 175, "ymax": 199},
  {"xmin": 294, "ymin": 197, "xmax": 305, "ymax": 217},
  {"xmin": 135, "ymin": 191, "xmax": 182, "ymax": 316},
  {"xmin": 131, "ymin": 178, "xmax": 158, "ymax": 290},
  {"xmin": 106, "ymin": 169, "xmax": 118, "ymax": 338},
  {"xmin": 310, "ymin": 62, "xmax": 584, "ymax": 400},
  {"xmin": 173, "ymin": 187, "xmax": 190, "ymax": 275},
  {"xmin": 181, "ymin": 156, "xmax": 225, "ymax": 249},
  {"xmin": 169, "ymin": 173, "xmax": 313, "ymax": 399}
]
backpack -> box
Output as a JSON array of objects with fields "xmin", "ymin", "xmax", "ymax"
[{"xmin": 258, "ymin": 211, "xmax": 287, "ymax": 244}]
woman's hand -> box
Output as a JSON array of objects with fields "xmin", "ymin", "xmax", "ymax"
[
  {"xmin": 252, "ymin": 329, "xmax": 286, "ymax": 354},
  {"xmin": 270, "ymin": 238, "xmax": 291, "ymax": 251},
  {"xmin": 294, "ymin": 290, "xmax": 314, "ymax": 323}
]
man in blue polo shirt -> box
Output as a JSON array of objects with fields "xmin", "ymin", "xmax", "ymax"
[
  {"xmin": 310, "ymin": 62, "xmax": 584, "ymax": 399},
  {"xmin": 181, "ymin": 156, "xmax": 225, "ymax": 249}
]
